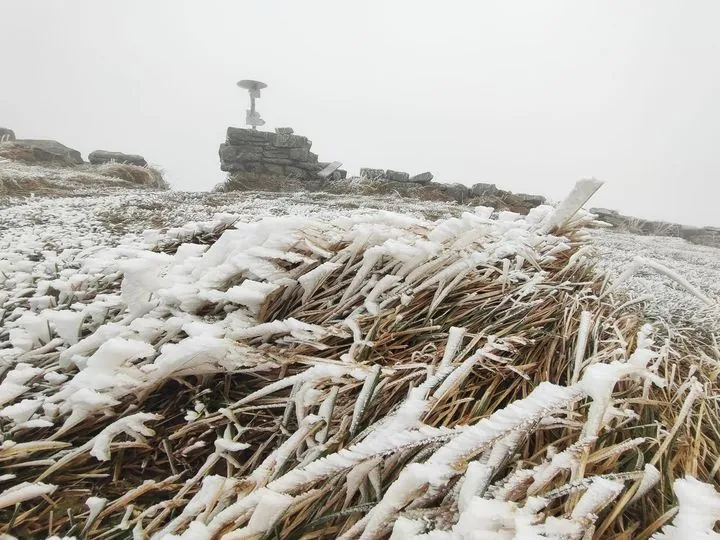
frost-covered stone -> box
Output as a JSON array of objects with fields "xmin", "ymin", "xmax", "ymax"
[
  {"xmin": 516, "ymin": 193, "xmax": 546, "ymax": 206},
  {"xmin": 226, "ymin": 127, "xmax": 275, "ymax": 145},
  {"xmin": 359, "ymin": 168, "xmax": 385, "ymax": 179},
  {"xmin": 470, "ymin": 183, "xmax": 502, "ymax": 198},
  {"xmin": 385, "ymin": 169, "xmax": 410, "ymax": 182},
  {"xmin": 2, "ymin": 139, "xmax": 83, "ymax": 165},
  {"xmin": 88, "ymin": 150, "xmax": 147, "ymax": 167},
  {"xmin": 409, "ymin": 171, "xmax": 433, "ymax": 184}
]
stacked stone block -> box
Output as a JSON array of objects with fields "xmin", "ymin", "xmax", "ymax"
[{"xmin": 219, "ymin": 127, "xmax": 344, "ymax": 181}]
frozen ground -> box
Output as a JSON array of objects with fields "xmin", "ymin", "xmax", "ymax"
[
  {"xmin": 1, "ymin": 189, "xmax": 718, "ymax": 330},
  {"xmin": 593, "ymin": 229, "xmax": 720, "ymax": 330},
  {"xmin": 1, "ymin": 187, "xmax": 719, "ymax": 538}
]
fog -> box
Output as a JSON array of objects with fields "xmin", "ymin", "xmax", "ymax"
[{"xmin": 1, "ymin": 0, "xmax": 718, "ymax": 226}]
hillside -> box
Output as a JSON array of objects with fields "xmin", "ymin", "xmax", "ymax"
[{"xmin": 0, "ymin": 183, "xmax": 719, "ymax": 539}]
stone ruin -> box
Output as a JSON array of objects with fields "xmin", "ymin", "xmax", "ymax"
[
  {"xmin": 216, "ymin": 126, "xmax": 549, "ymax": 210},
  {"xmin": 218, "ymin": 127, "xmax": 347, "ymax": 189}
]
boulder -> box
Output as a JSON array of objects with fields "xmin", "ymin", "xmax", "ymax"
[
  {"xmin": 88, "ymin": 150, "xmax": 147, "ymax": 167},
  {"xmin": 470, "ymin": 183, "xmax": 503, "ymax": 198},
  {"xmin": 0, "ymin": 127, "xmax": 15, "ymax": 142},
  {"xmin": 442, "ymin": 183, "xmax": 470, "ymax": 202},
  {"xmin": 275, "ymin": 127, "xmax": 294, "ymax": 134},
  {"xmin": 515, "ymin": 193, "xmax": 546, "ymax": 207},
  {"xmin": 331, "ymin": 169, "xmax": 348, "ymax": 181},
  {"xmin": 385, "ymin": 169, "xmax": 410, "ymax": 182},
  {"xmin": 360, "ymin": 168, "xmax": 385, "ymax": 180},
  {"xmin": 317, "ymin": 161, "xmax": 343, "ymax": 179},
  {"xmin": 409, "ymin": 171, "xmax": 433, "ymax": 184},
  {"xmin": 5, "ymin": 139, "xmax": 83, "ymax": 165}
]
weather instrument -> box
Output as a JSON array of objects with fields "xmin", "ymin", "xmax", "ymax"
[{"xmin": 237, "ymin": 79, "xmax": 267, "ymax": 130}]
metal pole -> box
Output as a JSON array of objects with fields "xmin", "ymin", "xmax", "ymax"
[{"xmin": 250, "ymin": 94, "xmax": 257, "ymax": 130}]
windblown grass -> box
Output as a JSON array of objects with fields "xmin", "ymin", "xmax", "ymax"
[
  {"xmin": 0, "ymin": 158, "xmax": 167, "ymax": 199},
  {"xmin": 0, "ymin": 183, "xmax": 718, "ymax": 539}
]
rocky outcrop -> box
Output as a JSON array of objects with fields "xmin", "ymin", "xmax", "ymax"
[
  {"xmin": 0, "ymin": 127, "xmax": 15, "ymax": 142},
  {"xmin": 89, "ymin": 150, "xmax": 147, "ymax": 167},
  {"xmin": 0, "ymin": 139, "xmax": 83, "ymax": 166}
]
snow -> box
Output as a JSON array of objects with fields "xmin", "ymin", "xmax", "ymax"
[
  {"xmin": 594, "ymin": 230, "xmax": 720, "ymax": 329},
  {"xmin": 90, "ymin": 412, "xmax": 161, "ymax": 461},
  {"xmin": 0, "ymin": 481, "xmax": 56, "ymax": 510},
  {"xmin": 652, "ymin": 476, "xmax": 720, "ymax": 539},
  {"xmin": 1, "ymin": 187, "xmax": 718, "ymax": 538}
]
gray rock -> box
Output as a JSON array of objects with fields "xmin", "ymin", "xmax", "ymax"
[
  {"xmin": 470, "ymin": 183, "xmax": 502, "ymax": 198},
  {"xmin": 241, "ymin": 162, "xmax": 266, "ymax": 174},
  {"xmin": 273, "ymin": 133, "xmax": 312, "ymax": 148},
  {"xmin": 88, "ymin": 150, "xmax": 147, "ymax": 167},
  {"xmin": 317, "ymin": 161, "xmax": 343, "ymax": 178},
  {"xmin": 0, "ymin": 127, "xmax": 15, "ymax": 142},
  {"xmin": 360, "ymin": 168, "xmax": 385, "ymax": 180},
  {"xmin": 10, "ymin": 139, "xmax": 83, "ymax": 165},
  {"xmin": 409, "ymin": 171, "xmax": 433, "ymax": 184},
  {"xmin": 227, "ymin": 127, "xmax": 275, "ymax": 145},
  {"xmin": 442, "ymin": 183, "xmax": 470, "ymax": 202},
  {"xmin": 261, "ymin": 157, "xmax": 295, "ymax": 166},
  {"xmin": 330, "ymin": 169, "xmax": 348, "ymax": 181},
  {"xmin": 288, "ymin": 147, "xmax": 313, "ymax": 161},
  {"xmin": 219, "ymin": 144, "xmax": 264, "ymax": 167},
  {"xmin": 262, "ymin": 148, "xmax": 294, "ymax": 160},
  {"xmin": 385, "ymin": 169, "xmax": 410, "ymax": 182},
  {"xmin": 262, "ymin": 163, "xmax": 286, "ymax": 176},
  {"xmin": 274, "ymin": 127, "xmax": 294, "ymax": 134},
  {"xmin": 515, "ymin": 193, "xmax": 546, "ymax": 207}
]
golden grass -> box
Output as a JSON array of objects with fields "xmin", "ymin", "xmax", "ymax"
[{"xmin": 0, "ymin": 210, "xmax": 717, "ymax": 539}]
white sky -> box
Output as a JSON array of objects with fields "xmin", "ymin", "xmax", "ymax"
[{"xmin": 1, "ymin": 1, "xmax": 719, "ymax": 226}]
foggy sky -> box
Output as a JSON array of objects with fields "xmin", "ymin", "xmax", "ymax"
[{"xmin": 1, "ymin": 1, "xmax": 719, "ymax": 227}]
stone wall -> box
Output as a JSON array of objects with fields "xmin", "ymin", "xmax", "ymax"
[
  {"xmin": 219, "ymin": 127, "xmax": 346, "ymax": 187},
  {"xmin": 216, "ymin": 129, "xmax": 546, "ymax": 211}
]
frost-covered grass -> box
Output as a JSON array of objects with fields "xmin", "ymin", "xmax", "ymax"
[
  {"xmin": 594, "ymin": 230, "xmax": 720, "ymax": 331},
  {"xmin": 0, "ymin": 158, "xmax": 166, "ymax": 200},
  {"xmin": 0, "ymin": 184, "xmax": 719, "ymax": 538}
]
